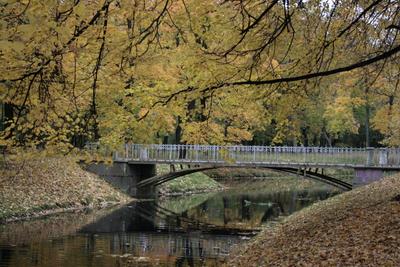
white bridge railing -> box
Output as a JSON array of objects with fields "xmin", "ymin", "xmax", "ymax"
[{"xmin": 85, "ymin": 144, "xmax": 400, "ymax": 167}]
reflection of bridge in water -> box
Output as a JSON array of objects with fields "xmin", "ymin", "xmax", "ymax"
[
  {"xmin": 80, "ymin": 201, "xmax": 259, "ymax": 235},
  {"xmin": 0, "ymin": 188, "xmax": 337, "ymax": 267},
  {"xmin": 78, "ymin": 189, "xmax": 334, "ymax": 263},
  {"xmin": 79, "ymin": 201, "xmax": 246, "ymax": 262},
  {"xmin": 86, "ymin": 144, "xmax": 400, "ymax": 197}
]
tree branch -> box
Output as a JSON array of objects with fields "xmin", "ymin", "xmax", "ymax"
[
  {"xmin": 142, "ymin": 43, "xmax": 400, "ymax": 116},
  {"xmin": 202, "ymin": 44, "xmax": 400, "ymax": 91}
]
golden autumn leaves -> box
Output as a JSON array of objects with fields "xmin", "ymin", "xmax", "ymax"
[{"xmin": 0, "ymin": 0, "xmax": 399, "ymax": 149}]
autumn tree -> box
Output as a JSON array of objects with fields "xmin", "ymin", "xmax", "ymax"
[
  {"xmin": 1, "ymin": 0, "xmax": 399, "ymax": 150},
  {"xmin": 0, "ymin": 0, "xmax": 181, "ymax": 151}
]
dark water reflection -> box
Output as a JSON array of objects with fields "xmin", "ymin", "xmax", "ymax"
[{"xmin": 0, "ymin": 185, "xmax": 337, "ymax": 267}]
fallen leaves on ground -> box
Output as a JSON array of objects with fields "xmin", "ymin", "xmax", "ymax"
[
  {"xmin": 227, "ymin": 174, "xmax": 400, "ymax": 266},
  {"xmin": 0, "ymin": 157, "xmax": 131, "ymax": 222}
]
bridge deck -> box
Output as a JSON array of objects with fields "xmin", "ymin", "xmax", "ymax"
[
  {"xmin": 96, "ymin": 144, "xmax": 400, "ymax": 169},
  {"xmin": 121, "ymin": 160, "xmax": 400, "ymax": 170}
]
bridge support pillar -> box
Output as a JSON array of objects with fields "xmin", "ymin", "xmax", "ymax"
[
  {"xmin": 136, "ymin": 185, "xmax": 157, "ymax": 199},
  {"xmin": 353, "ymin": 168, "xmax": 384, "ymax": 187},
  {"xmin": 85, "ymin": 162, "xmax": 157, "ymax": 198}
]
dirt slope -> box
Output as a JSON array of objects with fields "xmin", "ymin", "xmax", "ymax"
[
  {"xmin": 227, "ymin": 174, "xmax": 400, "ymax": 266},
  {"xmin": 0, "ymin": 157, "xmax": 131, "ymax": 222}
]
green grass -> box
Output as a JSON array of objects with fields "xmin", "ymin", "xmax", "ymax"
[
  {"xmin": 205, "ymin": 167, "xmax": 286, "ymax": 179},
  {"xmin": 157, "ymin": 166, "xmax": 223, "ymax": 195}
]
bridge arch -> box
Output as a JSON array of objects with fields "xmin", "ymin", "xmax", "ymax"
[{"xmin": 136, "ymin": 165, "xmax": 352, "ymax": 191}]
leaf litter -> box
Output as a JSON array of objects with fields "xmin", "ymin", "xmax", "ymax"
[
  {"xmin": 0, "ymin": 157, "xmax": 131, "ymax": 222},
  {"xmin": 227, "ymin": 174, "xmax": 400, "ymax": 266}
]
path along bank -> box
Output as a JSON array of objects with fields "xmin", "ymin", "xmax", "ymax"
[
  {"xmin": 0, "ymin": 157, "xmax": 131, "ymax": 223},
  {"xmin": 227, "ymin": 173, "xmax": 400, "ymax": 266}
]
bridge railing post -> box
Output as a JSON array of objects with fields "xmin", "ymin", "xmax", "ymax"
[
  {"xmin": 392, "ymin": 148, "xmax": 400, "ymax": 166},
  {"xmin": 366, "ymin": 147, "xmax": 374, "ymax": 166},
  {"xmin": 379, "ymin": 148, "xmax": 388, "ymax": 166},
  {"xmin": 139, "ymin": 146, "xmax": 148, "ymax": 161}
]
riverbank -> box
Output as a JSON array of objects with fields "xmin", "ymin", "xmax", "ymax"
[
  {"xmin": 0, "ymin": 157, "xmax": 131, "ymax": 223},
  {"xmin": 156, "ymin": 165, "xmax": 224, "ymax": 196},
  {"xmin": 227, "ymin": 173, "xmax": 400, "ymax": 266},
  {"xmin": 157, "ymin": 171, "xmax": 224, "ymax": 196}
]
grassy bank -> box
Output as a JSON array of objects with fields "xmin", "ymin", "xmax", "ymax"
[
  {"xmin": 157, "ymin": 171, "xmax": 224, "ymax": 196},
  {"xmin": 0, "ymin": 157, "xmax": 131, "ymax": 223},
  {"xmin": 155, "ymin": 164, "xmax": 223, "ymax": 196},
  {"xmin": 205, "ymin": 167, "xmax": 354, "ymax": 183},
  {"xmin": 227, "ymin": 174, "xmax": 400, "ymax": 266},
  {"xmin": 205, "ymin": 167, "xmax": 287, "ymax": 179},
  {"xmin": 225, "ymin": 176, "xmax": 341, "ymax": 194}
]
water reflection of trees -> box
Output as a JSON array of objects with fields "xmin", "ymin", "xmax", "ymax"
[
  {"xmin": 0, "ymin": 187, "xmax": 336, "ymax": 267},
  {"xmin": 0, "ymin": 207, "xmax": 117, "ymax": 245},
  {"xmin": 179, "ymin": 189, "xmax": 337, "ymax": 229}
]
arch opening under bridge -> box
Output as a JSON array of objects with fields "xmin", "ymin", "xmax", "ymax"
[{"xmin": 136, "ymin": 165, "xmax": 353, "ymax": 192}]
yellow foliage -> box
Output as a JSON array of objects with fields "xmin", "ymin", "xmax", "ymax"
[
  {"xmin": 372, "ymin": 105, "xmax": 400, "ymax": 146},
  {"xmin": 182, "ymin": 122, "xmax": 224, "ymax": 144},
  {"xmin": 0, "ymin": 0, "xmax": 398, "ymax": 150},
  {"xmin": 323, "ymin": 95, "xmax": 364, "ymax": 137}
]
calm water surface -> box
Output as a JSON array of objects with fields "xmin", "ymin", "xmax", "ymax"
[{"xmin": 0, "ymin": 183, "xmax": 338, "ymax": 267}]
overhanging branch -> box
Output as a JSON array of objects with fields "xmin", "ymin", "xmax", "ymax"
[
  {"xmin": 202, "ymin": 44, "xmax": 400, "ymax": 92},
  {"xmin": 139, "ymin": 43, "xmax": 400, "ymax": 121}
]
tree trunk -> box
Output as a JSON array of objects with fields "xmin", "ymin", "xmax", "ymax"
[
  {"xmin": 175, "ymin": 116, "xmax": 182, "ymax": 144},
  {"xmin": 365, "ymin": 85, "xmax": 370, "ymax": 147},
  {"xmin": 365, "ymin": 103, "xmax": 370, "ymax": 147}
]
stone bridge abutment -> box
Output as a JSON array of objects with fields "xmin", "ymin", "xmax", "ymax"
[{"xmin": 85, "ymin": 162, "xmax": 156, "ymax": 198}]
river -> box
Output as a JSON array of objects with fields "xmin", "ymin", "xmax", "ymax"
[{"xmin": 0, "ymin": 181, "xmax": 338, "ymax": 267}]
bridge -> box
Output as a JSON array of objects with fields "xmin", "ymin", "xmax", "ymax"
[
  {"xmin": 85, "ymin": 144, "xmax": 400, "ymax": 197},
  {"xmin": 112, "ymin": 144, "xmax": 400, "ymax": 168}
]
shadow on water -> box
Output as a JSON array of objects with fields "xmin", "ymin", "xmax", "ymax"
[
  {"xmin": 157, "ymin": 185, "xmax": 338, "ymax": 230},
  {"xmin": 0, "ymin": 183, "xmax": 338, "ymax": 267}
]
